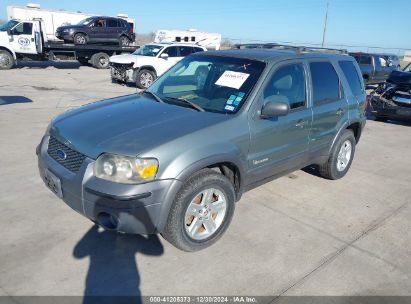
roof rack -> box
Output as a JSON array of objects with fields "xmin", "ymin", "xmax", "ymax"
[{"xmin": 233, "ymin": 43, "xmax": 348, "ymax": 54}]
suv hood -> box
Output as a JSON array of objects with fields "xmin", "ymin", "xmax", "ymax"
[
  {"xmin": 388, "ymin": 70, "xmax": 411, "ymax": 86},
  {"xmin": 109, "ymin": 54, "xmax": 155, "ymax": 67},
  {"xmin": 50, "ymin": 94, "xmax": 228, "ymax": 159}
]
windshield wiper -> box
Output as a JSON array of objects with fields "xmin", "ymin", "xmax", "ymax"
[
  {"xmin": 165, "ymin": 97, "xmax": 205, "ymax": 112},
  {"xmin": 143, "ymin": 91, "xmax": 164, "ymax": 103}
]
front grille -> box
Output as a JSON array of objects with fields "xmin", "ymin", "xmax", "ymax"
[{"xmin": 47, "ymin": 136, "xmax": 86, "ymax": 172}]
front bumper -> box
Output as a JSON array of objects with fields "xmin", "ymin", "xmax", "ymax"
[
  {"xmin": 110, "ymin": 63, "xmax": 135, "ymax": 82},
  {"xmin": 370, "ymin": 96, "xmax": 411, "ymax": 120},
  {"xmin": 37, "ymin": 135, "xmax": 182, "ymax": 234},
  {"xmin": 56, "ymin": 31, "xmax": 74, "ymax": 42}
]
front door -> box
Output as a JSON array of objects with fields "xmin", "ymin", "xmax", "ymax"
[
  {"xmin": 9, "ymin": 21, "xmax": 38, "ymax": 55},
  {"xmin": 248, "ymin": 61, "xmax": 312, "ymax": 182},
  {"xmin": 156, "ymin": 46, "xmax": 182, "ymax": 75}
]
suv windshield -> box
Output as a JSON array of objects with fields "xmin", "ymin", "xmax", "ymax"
[
  {"xmin": 133, "ymin": 44, "xmax": 164, "ymax": 57},
  {"xmin": 0, "ymin": 20, "xmax": 19, "ymax": 31},
  {"xmin": 147, "ymin": 55, "xmax": 266, "ymax": 114},
  {"xmin": 77, "ymin": 17, "xmax": 94, "ymax": 26}
]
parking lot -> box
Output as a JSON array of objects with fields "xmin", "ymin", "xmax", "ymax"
[{"xmin": 0, "ymin": 62, "xmax": 410, "ymax": 297}]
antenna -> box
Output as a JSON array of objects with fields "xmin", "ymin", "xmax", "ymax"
[{"xmin": 321, "ymin": 0, "xmax": 329, "ymax": 48}]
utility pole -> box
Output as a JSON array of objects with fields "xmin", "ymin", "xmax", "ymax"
[{"xmin": 321, "ymin": 0, "xmax": 329, "ymax": 47}]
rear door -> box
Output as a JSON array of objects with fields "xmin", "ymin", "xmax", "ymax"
[
  {"xmin": 106, "ymin": 18, "xmax": 120, "ymax": 41},
  {"xmin": 309, "ymin": 60, "xmax": 349, "ymax": 155},
  {"xmin": 9, "ymin": 21, "xmax": 38, "ymax": 55}
]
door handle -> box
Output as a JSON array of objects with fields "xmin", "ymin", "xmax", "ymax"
[
  {"xmin": 336, "ymin": 108, "xmax": 345, "ymax": 116},
  {"xmin": 31, "ymin": 38, "xmax": 34, "ymax": 42},
  {"xmin": 295, "ymin": 120, "xmax": 307, "ymax": 128}
]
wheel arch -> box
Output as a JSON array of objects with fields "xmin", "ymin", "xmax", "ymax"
[
  {"xmin": 327, "ymin": 119, "xmax": 364, "ymax": 156},
  {"xmin": 0, "ymin": 46, "xmax": 16, "ymax": 60},
  {"xmin": 156, "ymin": 154, "xmax": 245, "ymax": 233},
  {"xmin": 137, "ymin": 65, "xmax": 157, "ymax": 76}
]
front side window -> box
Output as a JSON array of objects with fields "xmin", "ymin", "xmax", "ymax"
[
  {"xmin": 93, "ymin": 19, "xmax": 106, "ymax": 28},
  {"xmin": 310, "ymin": 61, "xmax": 341, "ymax": 105},
  {"xmin": 264, "ymin": 64, "xmax": 306, "ymax": 110},
  {"xmin": 147, "ymin": 55, "xmax": 266, "ymax": 114},
  {"xmin": 133, "ymin": 44, "xmax": 163, "ymax": 57},
  {"xmin": 11, "ymin": 22, "xmax": 33, "ymax": 35}
]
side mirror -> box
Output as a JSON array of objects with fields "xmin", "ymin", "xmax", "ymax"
[
  {"xmin": 160, "ymin": 53, "xmax": 169, "ymax": 60},
  {"xmin": 260, "ymin": 101, "xmax": 289, "ymax": 119}
]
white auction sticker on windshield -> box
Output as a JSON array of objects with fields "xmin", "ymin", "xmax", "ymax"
[{"xmin": 215, "ymin": 71, "xmax": 250, "ymax": 89}]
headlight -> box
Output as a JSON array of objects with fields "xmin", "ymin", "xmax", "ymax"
[{"xmin": 94, "ymin": 154, "xmax": 158, "ymax": 184}]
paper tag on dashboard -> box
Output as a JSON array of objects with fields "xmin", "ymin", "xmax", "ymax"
[{"xmin": 215, "ymin": 71, "xmax": 250, "ymax": 89}]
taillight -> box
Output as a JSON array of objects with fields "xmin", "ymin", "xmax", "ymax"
[
  {"xmin": 128, "ymin": 27, "xmax": 134, "ymax": 33},
  {"xmin": 364, "ymin": 95, "xmax": 369, "ymax": 112}
]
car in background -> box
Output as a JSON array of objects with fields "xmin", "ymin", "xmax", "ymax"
[
  {"xmin": 109, "ymin": 43, "xmax": 206, "ymax": 89},
  {"xmin": 56, "ymin": 16, "xmax": 135, "ymax": 46},
  {"xmin": 383, "ymin": 54, "xmax": 400, "ymax": 69},
  {"xmin": 349, "ymin": 52, "xmax": 398, "ymax": 85},
  {"xmin": 369, "ymin": 68, "xmax": 411, "ymax": 122}
]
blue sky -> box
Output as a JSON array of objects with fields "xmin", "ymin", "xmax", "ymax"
[{"xmin": 1, "ymin": 0, "xmax": 410, "ymax": 53}]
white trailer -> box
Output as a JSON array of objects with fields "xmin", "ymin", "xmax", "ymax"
[
  {"xmin": 7, "ymin": 4, "xmax": 135, "ymax": 42},
  {"xmin": 154, "ymin": 29, "xmax": 221, "ymax": 50}
]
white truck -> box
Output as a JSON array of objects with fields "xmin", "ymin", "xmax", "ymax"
[
  {"xmin": 154, "ymin": 29, "xmax": 221, "ymax": 50},
  {"xmin": 7, "ymin": 4, "xmax": 135, "ymax": 42},
  {"xmin": 0, "ymin": 19, "xmax": 138, "ymax": 70}
]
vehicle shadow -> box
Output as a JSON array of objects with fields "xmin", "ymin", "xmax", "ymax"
[
  {"xmin": 73, "ymin": 203, "xmax": 164, "ymax": 303},
  {"xmin": 0, "ymin": 96, "xmax": 33, "ymax": 105},
  {"xmin": 15, "ymin": 60, "xmax": 82, "ymax": 69}
]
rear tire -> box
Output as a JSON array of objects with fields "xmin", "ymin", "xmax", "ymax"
[
  {"xmin": 91, "ymin": 52, "xmax": 110, "ymax": 69},
  {"xmin": 135, "ymin": 69, "xmax": 156, "ymax": 89},
  {"xmin": 0, "ymin": 50, "xmax": 15, "ymax": 70},
  {"xmin": 74, "ymin": 33, "xmax": 87, "ymax": 45},
  {"xmin": 162, "ymin": 169, "xmax": 235, "ymax": 252},
  {"xmin": 319, "ymin": 130, "xmax": 356, "ymax": 180},
  {"xmin": 119, "ymin": 36, "xmax": 131, "ymax": 47}
]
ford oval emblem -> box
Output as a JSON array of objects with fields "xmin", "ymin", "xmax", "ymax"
[
  {"xmin": 18, "ymin": 37, "xmax": 30, "ymax": 47},
  {"xmin": 56, "ymin": 149, "xmax": 67, "ymax": 160}
]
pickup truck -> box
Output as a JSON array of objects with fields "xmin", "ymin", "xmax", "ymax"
[
  {"xmin": 0, "ymin": 19, "xmax": 137, "ymax": 69},
  {"xmin": 37, "ymin": 47, "xmax": 367, "ymax": 251},
  {"xmin": 349, "ymin": 52, "xmax": 398, "ymax": 85}
]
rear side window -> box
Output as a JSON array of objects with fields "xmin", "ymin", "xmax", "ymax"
[
  {"xmin": 107, "ymin": 19, "xmax": 119, "ymax": 27},
  {"xmin": 178, "ymin": 46, "xmax": 193, "ymax": 57},
  {"xmin": 310, "ymin": 62, "xmax": 340, "ymax": 105},
  {"xmin": 359, "ymin": 55, "xmax": 372, "ymax": 65},
  {"xmin": 339, "ymin": 61, "xmax": 364, "ymax": 96}
]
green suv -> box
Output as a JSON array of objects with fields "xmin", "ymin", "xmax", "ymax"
[{"xmin": 37, "ymin": 46, "xmax": 367, "ymax": 251}]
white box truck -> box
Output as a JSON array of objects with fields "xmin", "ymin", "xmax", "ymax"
[{"xmin": 7, "ymin": 3, "xmax": 135, "ymax": 42}]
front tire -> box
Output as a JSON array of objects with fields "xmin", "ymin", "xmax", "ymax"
[
  {"xmin": 319, "ymin": 129, "xmax": 356, "ymax": 180},
  {"xmin": 162, "ymin": 169, "xmax": 236, "ymax": 252},
  {"xmin": 0, "ymin": 50, "xmax": 15, "ymax": 70},
  {"xmin": 74, "ymin": 33, "xmax": 87, "ymax": 45},
  {"xmin": 135, "ymin": 69, "xmax": 156, "ymax": 89}
]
